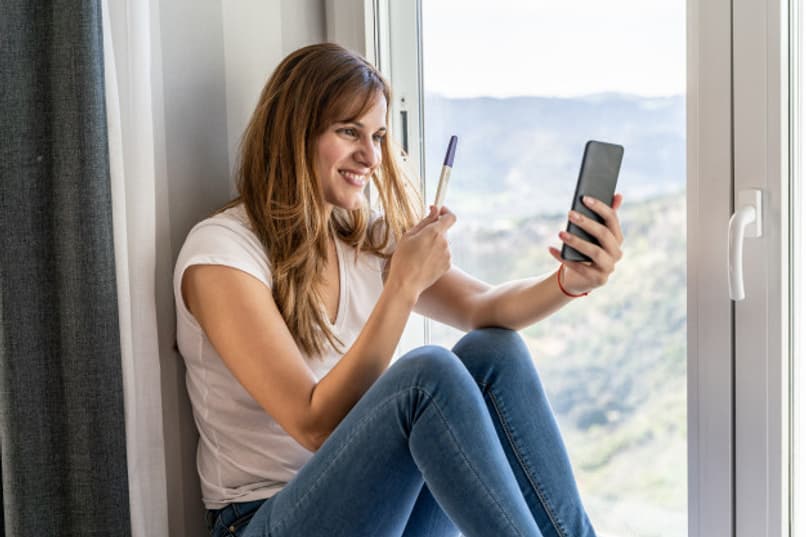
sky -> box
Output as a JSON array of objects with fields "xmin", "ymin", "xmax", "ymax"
[{"xmin": 422, "ymin": 0, "xmax": 686, "ymax": 98}]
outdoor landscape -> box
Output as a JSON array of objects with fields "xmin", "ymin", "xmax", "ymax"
[{"xmin": 423, "ymin": 93, "xmax": 687, "ymax": 537}]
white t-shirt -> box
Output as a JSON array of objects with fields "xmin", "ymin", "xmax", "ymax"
[{"xmin": 173, "ymin": 204, "xmax": 388, "ymax": 509}]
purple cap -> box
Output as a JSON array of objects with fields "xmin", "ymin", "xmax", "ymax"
[{"xmin": 443, "ymin": 135, "xmax": 458, "ymax": 167}]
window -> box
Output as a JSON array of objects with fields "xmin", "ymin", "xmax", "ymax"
[
  {"xmin": 370, "ymin": 0, "xmax": 792, "ymax": 534},
  {"xmin": 419, "ymin": 2, "xmax": 686, "ymax": 535}
]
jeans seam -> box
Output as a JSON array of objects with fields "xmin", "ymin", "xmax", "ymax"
[
  {"xmin": 421, "ymin": 386, "xmax": 530, "ymax": 537},
  {"xmin": 485, "ymin": 384, "xmax": 569, "ymax": 537},
  {"xmin": 269, "ymin": 387, "xmax": 418, "ymax": 534}
]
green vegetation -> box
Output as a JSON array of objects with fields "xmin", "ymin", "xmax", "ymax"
[{"xmin": 430, "ymin": 191, "xmax": 687, "ymax": 537}]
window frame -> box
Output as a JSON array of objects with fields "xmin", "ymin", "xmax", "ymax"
[
  {"xmin": 686, "ymin": 0, "xmax": 735, "ymax": 534},
  {"xmin": 792, "ymin": 0, "xmax": 805, "ymax": 531},
  {"xmin": 732, "ymin": 0, "xmax": 791, "ymax": 535}
]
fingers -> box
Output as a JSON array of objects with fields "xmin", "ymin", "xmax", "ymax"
[
  {"xmin": 550, "ymin": 193, "xmax": 625, "ymax": 293},
  {"xmin": 557, "ymin": 231, "xmax": 615, "ymax": 273},
  {"xmin": 568, "ymin": 209, "xmax": 621, "ymax": 261},
  {"xmin": 548, "ymin": 247, "xmax": 608, "ymax": 286},
  {"xmin": 433, "ymin": 206, "xmax": 456, "ymax": 231},
  {"xmin": 582, "ymin": 195, "xmax": 623, "ymax": 244},
  {"xmin": 405, "ymin": 205, "xmax": 456, "ymax": 242},
  {"xmin": 407, "ymin": 205, "xmax": 439, "ymax": 235}
]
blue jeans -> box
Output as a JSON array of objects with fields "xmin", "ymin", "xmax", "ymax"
[{"xmin": 207, "ymin": 328, "xmax": 596, "ymax": 537}]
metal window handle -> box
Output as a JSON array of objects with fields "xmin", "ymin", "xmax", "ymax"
[{"xmin": 728, "ymin": 189, "xmax": 763, "ymax": 301}]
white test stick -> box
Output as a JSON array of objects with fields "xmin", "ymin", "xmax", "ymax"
[{"xmin": 434, "ymin": 135, "xmax": 458, "ymax": 209}]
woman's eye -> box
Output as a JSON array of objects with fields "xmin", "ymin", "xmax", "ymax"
[
  {"xmin": 373, "ymin": 133, "xmax": 385, "ymax": 143},
  {"xmin": 338, "ymin": 128, "xmax": 358, "ymax": 137}
]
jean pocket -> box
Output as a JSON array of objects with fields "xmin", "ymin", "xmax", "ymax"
[
  {"xmin": 209, "ymin": 510, "xmax": 256, "ymax": 537},
  {"xmin": 224, "ymin": 510, "xmax": 256, "ymax": 537}
]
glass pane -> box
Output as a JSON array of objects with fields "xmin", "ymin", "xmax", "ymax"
[{"xmin": 421, "ymin": 1, "xmax": 687, "ymax": 536}]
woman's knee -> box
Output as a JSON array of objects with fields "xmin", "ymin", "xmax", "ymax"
[
  {"xmin": 451, "ymin": 328, "xmax": 534, "ymax": 380},
  {"xmin": 387, "ymin": 346, "xmax": 490, "ymax": 418},
  {"xmin": 388, "ymin": 345, "xmax": 479, "ymax": 394},
  {"xmin": 453, "ymin": 327, "xmax": 529, "ymax": 362},
  {"xmin": 396, "ymin": 345, "xmax": 465, "ymax": 376}
]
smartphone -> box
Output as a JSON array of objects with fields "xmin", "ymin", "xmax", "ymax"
[{"xmin": 561, "ymin": 140, "xmax": 624, "ymax": 262}]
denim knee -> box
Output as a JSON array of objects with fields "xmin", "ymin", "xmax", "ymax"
[
  {"xmin": 395, "ymin": 345, "xmax": 467, "ymax": 378},
  {"xmin": 390, "ymin": 345, "xmax": 481, "ymax": 396},
  {"xmin": 452, "ymin": 328, "xmax": 532, "ymax": 372},
  {"xmin": 453, "ymin": 328, "xmax": 535, "ymax": 386}
]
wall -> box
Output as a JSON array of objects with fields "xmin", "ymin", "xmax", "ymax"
[
  {"xmin": 222, "ymin": 0, "xmax": 326, "ymax": 177},
  {"xmin": 154, "ymin": 2, "xmax": 325, "ymax": 535}
]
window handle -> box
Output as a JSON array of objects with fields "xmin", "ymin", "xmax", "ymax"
[{"xmin": 728, "ymin": 189, "xmax": 763, "ymax": 301}]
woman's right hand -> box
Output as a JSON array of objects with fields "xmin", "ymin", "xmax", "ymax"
[{"xmin": 386, "ymin": 205, "xmax": 457, "ymax": 299}]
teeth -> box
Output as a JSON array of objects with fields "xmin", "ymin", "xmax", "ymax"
[{"xmin": 340, "ymin": 170, "xmax": 366, "ymax": 186}]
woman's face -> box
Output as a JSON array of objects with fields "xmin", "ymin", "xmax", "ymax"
[{"xmin": 314, "ymin": 95, "xmax": 387, "ymax": 213}]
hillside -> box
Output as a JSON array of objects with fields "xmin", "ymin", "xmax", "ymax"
[{"xmin": 429, "ymin": 191, "xmax": 687, "ymax": 537}]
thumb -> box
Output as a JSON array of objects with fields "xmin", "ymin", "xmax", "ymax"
[
  {"xmin": 407, "ymin": 206, "xmax": 439, "ymax": 235},
  {"xmin": 434, "ymin": 207, "xmax": 457, "ymax": 231}
]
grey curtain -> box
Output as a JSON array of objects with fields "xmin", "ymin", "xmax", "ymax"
[{"xmin": 0, "ymin": 2, "xmax": 131, "ymax": 536}]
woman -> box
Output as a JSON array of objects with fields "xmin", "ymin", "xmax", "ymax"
[{"xmin": 174, "ymin": 42, "xmax": 624, "ymax": 537}]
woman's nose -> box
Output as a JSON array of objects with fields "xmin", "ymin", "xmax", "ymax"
[{"xmin": 354, "ymin": 138, "xmax": 381, "ymax": 168}]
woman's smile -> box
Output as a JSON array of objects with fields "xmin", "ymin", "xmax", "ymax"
[{"xmin": 338, "ymin": 169, "xmax": 369, "ymax": 188}]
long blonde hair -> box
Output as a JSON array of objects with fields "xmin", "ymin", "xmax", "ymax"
[{"xmin": 223, "ymin": 42, "xmax": 422, "ymax": 357}]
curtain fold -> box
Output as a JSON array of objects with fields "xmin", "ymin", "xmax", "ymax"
[
  {"xmin": 101, "ymin": 1, "xmax": 171, "ymax": 535},
  {"xmin": 0, "ymin": 1, "xmax": 131, "ymax": 536}
]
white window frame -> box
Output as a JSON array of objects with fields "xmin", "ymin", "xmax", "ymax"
[
  {"xmin": 687, "ymin": 0, "xmax": 735, "ymax": 534},
  {"xmin": 793, "ymin": 0, "xmax": 805, "ymax": 530},
  {"xmin": 732, "ymin": 0, "xmax": 791, "ymax": 535}
]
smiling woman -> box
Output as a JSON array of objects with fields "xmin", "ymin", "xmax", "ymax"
[
  {"xmin": 173, "ymin": 41, "xmax": 627, "ymax": 537},
  {"xmin": 217, "ymin": 43, "xmax": 420, "ymax": 358}
]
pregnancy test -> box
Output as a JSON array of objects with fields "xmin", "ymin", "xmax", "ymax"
[{"xmin": 434, "ymin": 135, "xmax": 458, "ymax": 209}]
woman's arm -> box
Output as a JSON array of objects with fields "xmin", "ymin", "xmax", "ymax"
[
  {"xmin": 415, "ymin": 194, "xmax": 624, "ymax": 331},
  {"xmin": 184, "ymin": 266, "xmax": 417, "ymax": 452},
  {"xmin": 413, "ymin": 267, "xmax": 571, "ymax": 332},
  {"xmin": 183, "ymin": 209, "xmax": 455, "ymax": 453}
]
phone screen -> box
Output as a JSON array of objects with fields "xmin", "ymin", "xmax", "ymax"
[{"xmin": 561, "ymin": 140, "xmax": 624, "ymax": 262}]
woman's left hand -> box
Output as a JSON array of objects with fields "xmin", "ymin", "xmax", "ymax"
[{"xmin": 548, "ymin": 193, "xmax": 624, "ymax": 296}]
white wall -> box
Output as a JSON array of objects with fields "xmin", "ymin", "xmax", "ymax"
[
  {"xmin": 222, "ymin": 0, "xmax": 326, "ymax": 178},
  {"xmin": 154, "ymin": 2, "xmax": 325, "ymax": 535}
]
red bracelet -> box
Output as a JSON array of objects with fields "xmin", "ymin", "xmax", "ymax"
[{"xmin": 557, "ymin": 266, "xmax": 589, "ymax": 298}]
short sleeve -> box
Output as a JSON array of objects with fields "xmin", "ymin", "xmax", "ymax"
[{"xmin": 173, "ymin": 216, "xmax": 272, "ymax": 327}]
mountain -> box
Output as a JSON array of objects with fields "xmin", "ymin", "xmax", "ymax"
[{"xmin": 422, "ymin": 93, "xmax": 685, "ymax": 218}]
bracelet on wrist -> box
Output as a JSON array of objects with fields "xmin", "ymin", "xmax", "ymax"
[{"xmin": 556, "ymin": 265, "xmax": 589, "ymax": 298}]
